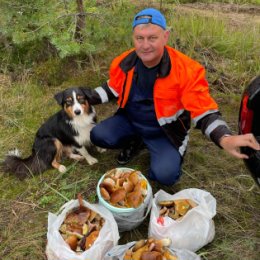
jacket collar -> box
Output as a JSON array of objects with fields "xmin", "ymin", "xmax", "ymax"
[{"xmin": 119, "ymin": 47, "xmax": 171, "ymax": 78}]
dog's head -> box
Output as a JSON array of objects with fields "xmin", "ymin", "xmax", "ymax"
[{"xmin": 54, "ymin": 87, "xmax": 93, "ymax": 118}]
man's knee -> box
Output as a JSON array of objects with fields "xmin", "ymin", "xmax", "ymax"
[
  {"xmin": 149, "ymin": 162, "xmax": 181, "ymax": 186},
  {"xmin": 90, "ymin": 125, "xmax": 112, "ymax": 148},
  {"xmin": 90, "ymin": 125, "xmax": 122, "ymax": 148},
  {"xmin": 90, "ymin": 126, "xmax": 101, "ymax": 144}
]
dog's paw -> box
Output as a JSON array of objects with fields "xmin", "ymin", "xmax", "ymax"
[
  {"xmin": 70, "ymin": 153, "xmax": 85, "ymax": 161},
  {"xmin": 86, "ymin": 156, "xmax": 98, "ymax": 165},
  {"xmin": 58, "ymin": 165, "xmax": 67, "ymax": 173},
  {"xmin": 96, "ymin": 147, "xmax": 106, "ymax": 153}
]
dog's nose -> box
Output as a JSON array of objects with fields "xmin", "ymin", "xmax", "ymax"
[{"xmin": 74, "ymin": 109, "xmax": 81, "ymax": 115}]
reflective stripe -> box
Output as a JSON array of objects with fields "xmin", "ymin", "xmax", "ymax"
[
  {"xmin": 205, "ymin": 119, "xmax": 229, "ymax": 138},
  {"xmin": 94, "ymin": 86, "xmax": 109, "ymax": 103},
  {"xmin": 193, "ymin": 109, "xmax": 219, "ymax": 126},
  {"xmin": 178, "ymin": 133, "xmax": 189, "ymax": 156},
  {"xmin": 108, "ymin": 86, "xmax": 119, "ymax": 97},
  {"xmin": 158, "ymin": 109, "xmax": 185, "ymax": 126}
]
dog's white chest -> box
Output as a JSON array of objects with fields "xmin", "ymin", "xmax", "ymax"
[{"xmin": 70, "ymin": 113, "xmax": 95, "ymax": 146}]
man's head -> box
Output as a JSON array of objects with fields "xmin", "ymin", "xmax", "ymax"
[
  {"xmin": 132, "ymin": 8, "xmax": 169, "ymax": 68},
  {"xmin": 132, "ymin": 8, "xmax": 167, "ymax": 30}
]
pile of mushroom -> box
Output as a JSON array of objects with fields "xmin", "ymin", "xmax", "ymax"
[
  {"xmin": 158, "ymin": 199, "xmax": 197, "ymax": 220},
  {"xmin": 123, "ymin": 238, "xmax": 177, "ymax": 260},
  {"xmin": 59, "ymin": 195, "xmax": 105, "ymax": 253},
  {"xmin": 99, "ymin": 168, "xmax": 148, "ymax": 208}
]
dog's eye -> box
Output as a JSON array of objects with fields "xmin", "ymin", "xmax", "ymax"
[
  {"xmin": 65, "ymin": 100, "xmax": 73, "ymax": 106},
  {"xmin": 78, "ymin": 98, "xmax": 85, "ymax": 104}
]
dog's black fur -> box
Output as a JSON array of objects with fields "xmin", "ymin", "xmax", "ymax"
[{"xmin": 3, "ymin": 87, "xmax": 103, "ymax": 180}]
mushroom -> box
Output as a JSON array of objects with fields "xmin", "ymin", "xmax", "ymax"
[
  {"xmin": 159, "ymin": 206, "xmax": 168, "ymax": 216},
  {"xmin": 101, "ymin": 177, "xmax": 115, "ymax": 193},
  {"xmin": 123, "ymin": 179, "xmax": 135, "ymax": 193},
  {"xmin": 187, "ymin": 199, "xmax": 198, "ymax": 208},
  {"xmin": 163, "ymin": 250, "xmax": 178, "ymax": 260},
  {"xmin": 100, "ymin": 187, "xmax": 110, "ymax": 201},
  {"xmin": 168, "ymin": 207, "xmax": 179, "ymax": 220},
  {"xmin": 123, "ymin": 249, "xmax": 133, "ymax": 260},
  {"xmin": 129, "ymin": 171, "xmax": 140, "ymax": 186},
  {"xmin": 158, "ymin": 200, "xmax": 175, "ymax": 207},
  {"xmin": 174, "ymin": 200, "xmax": 191, "ymax": 216},
  {"xmin": 84, "ymin": 230, "xmax": 99, "ymax": 250},
  {"xmin": 65, "ymin": 234, "xmax": 78, "ymax": 251},
  {"xmin": 132, "ymin": 239, "xmax": 146, "ymax": 252},
  {"xmin": 110, "ymin": 188, "xmax": 126, "ymax": 204},
  {"xmin": 131, "ymin": 244, "xmax": 149, "ymax": 260},
  {"xmin": 141, "ymin": 251, "xmax": 163, "ymax": 260},
  {"xmin": 126, "ymin": 189, "xmax": 143, "ymax": 208}
]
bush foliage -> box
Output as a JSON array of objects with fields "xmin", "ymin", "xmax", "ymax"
[{"xmin": 0, "ymin": 0, "xmax": 134, "ymax": 73}]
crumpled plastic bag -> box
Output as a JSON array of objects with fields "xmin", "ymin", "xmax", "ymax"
[
  {"xmin": 104, "ymin": 241, "xmax": 201, "ymax": 260},
  {"xmin": 46, "ymin": 199, "xmax": 120, "ymax": 260},
  {"xmin": 148, "ymin": 188, "xmax": 216, "ymax": 252}
]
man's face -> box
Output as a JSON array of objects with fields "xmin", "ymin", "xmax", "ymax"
[{"xmin": 133, "ymin": 23, "xmax": 169, "ymax": 68}]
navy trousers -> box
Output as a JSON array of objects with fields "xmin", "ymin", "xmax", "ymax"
[{"xmin": 90, "ymin": 113, "xmax": 182, "ymax": 186}]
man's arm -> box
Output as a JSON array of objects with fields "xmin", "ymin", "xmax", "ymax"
[{"xmin": 80, "ymin": 81, "xmax": 118, "ymax": 105}]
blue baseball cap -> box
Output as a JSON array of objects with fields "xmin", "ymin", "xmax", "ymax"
[{"xmin": 132, "ymin": 8, "xmax": 167, "ymax": 30}]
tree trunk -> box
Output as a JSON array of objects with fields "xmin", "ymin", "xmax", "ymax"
[{"xmin": 75, "ymin": 0, "xmax": 86, "ymax": 43}]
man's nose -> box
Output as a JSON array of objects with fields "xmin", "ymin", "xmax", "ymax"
[{"xmin": 142, "ymin": 39, "xmax": 150, "ymax": 48}]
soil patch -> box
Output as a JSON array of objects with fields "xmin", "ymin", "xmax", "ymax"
[{"xmin": 174, "ymin": 3, "xmax": 260, "ymax": 27}]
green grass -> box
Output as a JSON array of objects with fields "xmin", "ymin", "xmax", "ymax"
[
  {"xmin": 167, "ymin": 8, "xmax": 260, "ymax": 83},
  {"xmin": 1, "ymin": 2, "xmax": 260, "ymax": 260}
]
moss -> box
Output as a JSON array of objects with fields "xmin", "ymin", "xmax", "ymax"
[{"xmin": 32, "ymin": 58, "xmax": 69, "ymax": 86}]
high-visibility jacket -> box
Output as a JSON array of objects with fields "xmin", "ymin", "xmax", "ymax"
[{"xmin": 87, "ymin": 46, "xmax": 231, "ymax": 156}]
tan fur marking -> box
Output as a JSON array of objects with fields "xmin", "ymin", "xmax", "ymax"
[
  {"xmin": 64, "ymin": 105, "xmax": 74, "ymax": 118},
  {"xmin": 51, "ymin": 139, "xmax": 63, "ymax": 170},
  {"xmin": 82, "ymin": 102, "xmax": 90, "ymax": 114}
]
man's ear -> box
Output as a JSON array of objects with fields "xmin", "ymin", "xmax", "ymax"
[{"xmin": 54, "ymin": 91, "xmax": 64, "ymax": 105}]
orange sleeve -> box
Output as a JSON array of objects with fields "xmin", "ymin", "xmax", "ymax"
[{"xmin": 179, "ymin": 55, "xmax": 218, "ymax": 119}]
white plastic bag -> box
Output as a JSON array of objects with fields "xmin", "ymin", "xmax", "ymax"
[
  {"xmin": 46, "ymin": 199, "xmax": 120, "ymax": 260},
  {"xmin": 148, "ymin": 188, "xmax": 216, "ymax": 252},
  {"xmin": 104, "ymin": 241, "xmax": 201, "ymax": 260}
]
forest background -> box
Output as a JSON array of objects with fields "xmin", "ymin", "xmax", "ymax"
[{"xmin": 0, "ymin": 0, "xmax": 259, "ymax": 260}]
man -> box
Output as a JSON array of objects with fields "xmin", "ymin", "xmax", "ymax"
[{"xmin": 85, "ymin": 8, "xmax": 259, "ymax": 185}]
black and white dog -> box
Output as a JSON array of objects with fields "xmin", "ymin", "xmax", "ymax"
[{"xmin": 3, "ymin": 87, "xmax": 104, "ymax": 180}]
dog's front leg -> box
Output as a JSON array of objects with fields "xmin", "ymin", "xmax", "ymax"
[
  {"xmin": 96, "ymin": 146, "xmax": 106, "ymax": 153},
  {"xmin": 76, "ymin": 147, "xmax": 98, "ymax": 165}
]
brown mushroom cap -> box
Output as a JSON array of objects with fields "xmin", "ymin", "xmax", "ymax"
[
  {"xmin": 129, "ymin": 171, "xmax": 140, "ymax": 186},
  {"xmin": 126, "ymin": 190, "xmax": 143, "ymax": 208},
  {"xmin": 158, "ymin": 200, "xmax": 175, "ymax": 207},
  {"xmin": 84, "ymin": 230, "xmax": 99, "ymax": 250},
  {"xmin": 141, "ymin": 251, "xmax": 163, "ymax": 260},
  {"xmin": 100, "ymin": 187, "xmax": 110, "ymax": 201},
  {"xmin": 110, "ymin": 188, "xmax": 126, "ymax": 204},
  {"xmin": 174, "ymin": 200, "xmax": 191, "ymax": 215},
  {"xmin": 65, "ymin": 234, "xmax": 78, "ymax": 251}
]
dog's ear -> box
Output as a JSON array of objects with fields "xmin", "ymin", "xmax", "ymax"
[
  {"xmin": 79, "ymin": 87, "xmax": 92, "ymax": 100},
  {"xmin": 54, "ymin": 91, "xmax": 64, "ymax": 105}
]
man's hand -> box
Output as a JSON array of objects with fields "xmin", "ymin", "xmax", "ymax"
[{"xmin": 219, "ymin": 133, "xmax": 260, "ymax": 159}]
